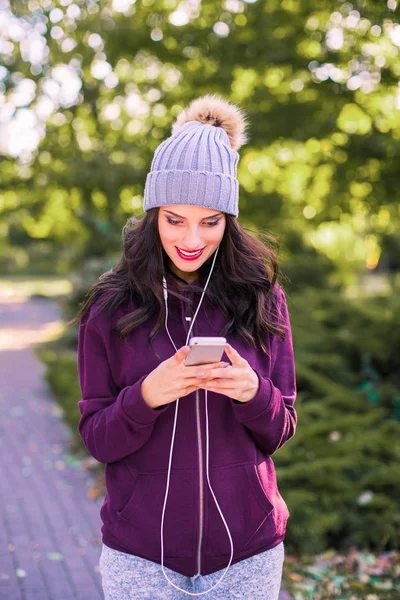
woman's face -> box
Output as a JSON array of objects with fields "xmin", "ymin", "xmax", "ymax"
[{"xmin": 158, "ymin": 205, "xmax": 226, "ymax": 282}]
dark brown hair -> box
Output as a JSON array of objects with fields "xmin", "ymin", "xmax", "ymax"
[{"xmin": 68, "ymin": 208, "xmax": 288, "ymax": 359}]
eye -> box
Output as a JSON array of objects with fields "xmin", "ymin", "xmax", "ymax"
[{"xmin": 166, "ymin": 217, "xmax": 220, "ymax": 227}]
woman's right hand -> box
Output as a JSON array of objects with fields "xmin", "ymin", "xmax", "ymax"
[{"xmin": 141, "ymin": 346, "xmax": 229, "ymax": 409}]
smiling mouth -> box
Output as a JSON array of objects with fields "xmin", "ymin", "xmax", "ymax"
[{"xmin": 175, "ymin": 247, "xmax": 205, "ymax": 259}]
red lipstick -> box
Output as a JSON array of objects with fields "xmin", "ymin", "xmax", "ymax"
[{"xmin": 175, "ymin": 247, "xmax": 205, "ymax": 261}]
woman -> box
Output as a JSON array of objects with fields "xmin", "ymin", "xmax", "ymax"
[{"xmin": 71, "ymin": 94, "xmax": 297, "ymax": 599}]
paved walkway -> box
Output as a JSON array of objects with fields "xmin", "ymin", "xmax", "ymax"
[
  {"xmin": 0, "ymin": 293, "xmax": 103, "ymax": 600},
  {"xmin": 0, "ymin": 290, "xmax": 292, "ymax": 600}
]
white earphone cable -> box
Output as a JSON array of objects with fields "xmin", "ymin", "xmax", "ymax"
[{"xmin": 159, "ymin": 246, "xmax": 234, "ymax": 595}]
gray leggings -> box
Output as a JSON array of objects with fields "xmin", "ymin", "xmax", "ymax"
[{"xmin": 99, "ymin": 541, "xmax": 285, "ymax": 599}]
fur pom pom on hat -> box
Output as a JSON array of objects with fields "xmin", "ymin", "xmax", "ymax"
[
  {"xmin": 143, "ymin": 93, "xmax": 249, "ymax": 218},
  {"xmin": 171, "ymin": 93, "xmax": 249, "ymax": 152}
]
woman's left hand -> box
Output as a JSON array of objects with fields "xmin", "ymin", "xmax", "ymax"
[{"xmin": 196, "ymin": 343, "xmax": 260, "ymax": 403}]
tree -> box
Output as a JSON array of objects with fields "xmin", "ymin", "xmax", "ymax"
[{"xmin": 0, "ymin": 0, "xmax": 399, "ymax": 279}]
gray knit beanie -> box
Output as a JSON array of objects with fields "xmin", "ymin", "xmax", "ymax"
[{"xmin": 143, "ymin": 94, "xmax": 249, "ymax": 218}]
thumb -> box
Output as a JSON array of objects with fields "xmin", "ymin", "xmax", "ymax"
[
  {"xmin": 174, "ymin": 345, "xmax": 191, "ymax": 364},
  {"xmin": 225, "ymin": 343, "xmax": 245, "ymax": 366}
]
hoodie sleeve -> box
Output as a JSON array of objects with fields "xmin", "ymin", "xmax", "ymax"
[
  {"xmin": 231, "ymin": 287, "xmax": 297, "ymax": 456},
  {"xmin": 77, "ymin": 313, "xmax": 169, "ymax": 464}
]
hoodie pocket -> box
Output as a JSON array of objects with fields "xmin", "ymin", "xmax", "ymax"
[
  {"xmin": 206, "ymin": 462, "xmax": 275, "ymax": 558},
  {"xmin": 114, "ymin": 469, "xmax": 195, "ymax": 559}
]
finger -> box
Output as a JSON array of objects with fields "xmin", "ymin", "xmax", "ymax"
[
  {"xmin": 174, "ymin": 346, "xmax": 191, "ymax": 364},
  {"xmin": 202, "ymin": 377, "xmax": 237, "ymax": 387},
  {"xmin": 202, "ymin": 380, "xmax": 238, "ymax": 391},
  {"xmin": 201, "ymin": 361, "xmax": 230, "ymax": 372},
  {"xmin": 195, "ymin": 366, "xmax": 234, "ymax": 380},
  {"xmin": 173, "ymin": 385, "xmax": 200, "ymax": 399},
  {"xmin": 224, "ymin": 343, "xmax": 247, "ymax": 366},
  {"xmin": 184, "ymin": 361, "xmax": 230, "ymax": 374},
  {"xmin": 182, "ymin": 377, "xmax": 219, "ymax": 388},
  {"xmin": 180, "ymin": 374, "xmax": 220, "ymax": 393},
  {"xmin": 185, "ymin": 385, "xmax": 201, "ymax": 395},
  {"xmin": 174, "ymin": 382, "xmax": 202, "ymax": 397},
  {"xmin": 183, "ymin": 382, "xmax": 220, "ymax": 396},
  {"xmin": 200, "ymin": 383, "xmax": 238, "ymax": 396},
  {"xmin": 178, "ymin": 374, "xmax": 227, "ymax": 390}
]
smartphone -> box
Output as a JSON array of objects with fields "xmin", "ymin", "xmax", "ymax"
[{"xmin": 184, "ymin": 337, "xmax": 227, "ymax": 367}]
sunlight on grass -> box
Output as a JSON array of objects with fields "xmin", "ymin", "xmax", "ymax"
[
  {"xmin": 0, "ymin": 277, "xmax": 73, "ymax": 300},
  {"xmin": 0, "ymin": 321, "xmax": 65, "ymax": 351}
]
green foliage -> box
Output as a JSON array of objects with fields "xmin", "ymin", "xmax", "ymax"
[
  {"xmin": 282, "ymin": 229, "xmax": 338, "ymax": 290},
  {"xmin": 278, "ymin": 390, "xmax": 400, "ymax": 553},
  {"xmin": 273, "ymin": 288, "xmax": 400, "ymax": 553},
  {"xmin": 1, "ymin": 1, "xmax": 400, "ymax": 281},
  {"xmin": 62, "ymin": 252, "xmax": 121, "ymax": 340},
  {"xmin": 289, "ymin": 286, "xmax": 400, "ymax": 404},
  {"xmin": 34, "ymin": 345, "xmax": 84, "ymax": 455}
]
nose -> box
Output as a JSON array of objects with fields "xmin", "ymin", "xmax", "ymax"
[{"xmin": 181, "ymin": 228, "xmax": 203, "ymax": 250}]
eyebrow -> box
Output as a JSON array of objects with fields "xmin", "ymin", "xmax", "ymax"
[{"xmin": 163, "ymin": 209, "xmax": 223, "ymax": 219}]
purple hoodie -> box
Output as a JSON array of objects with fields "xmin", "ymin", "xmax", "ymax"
[{"xmin": 77, "ymin": 270, "xmax": 297, "ymax": 577}]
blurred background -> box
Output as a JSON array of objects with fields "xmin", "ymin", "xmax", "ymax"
[{"xmin": 0, "ymin": 0, "xmax": 399, "ymax": 598}]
